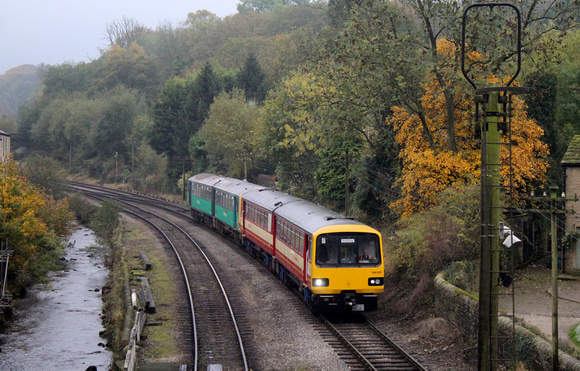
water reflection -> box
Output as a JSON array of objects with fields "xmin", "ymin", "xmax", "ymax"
[{"xmin": 0, "ymin": 226, "xmax": 112, "ymax": 370}]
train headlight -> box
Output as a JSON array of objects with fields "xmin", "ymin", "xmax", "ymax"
[
  {"xmin": 313, "ymin": 278, "xmax": 329, "ymax": 287},
  {"xmin": 368, "ymin": 277, "xmax": 383, "ymax": 286}
]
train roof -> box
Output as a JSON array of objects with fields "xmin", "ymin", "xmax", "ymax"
[
  {"xmin": 243, "ymin": 188, "xmax": 367, "ymax": 235},
  {"xmin": 213, "ymin": 177, "xmax": 266, "ymax": 196},
  {"xmin": 188, "ymin": 173, "xmax": 225, "ymax": 187},
  {"xmin": 242, "ymin": 188, "xmax": 301, "ymax": 211},
  {"xmin": 189, "ymin": 173, "xmax": 267, "ymax": 197},
  {"xmin": 276, "ymin": 200, "xmax": 367, "ymax": 235},
  {"xmin": 188, "ymin": 174, "xmax": 375, "ymax": 235}
]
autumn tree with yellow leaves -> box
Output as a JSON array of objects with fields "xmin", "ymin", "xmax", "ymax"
[
  {"xmin": 388, "ymin": 40, "xmax": 549, "ymax": 218},
  {"xmin": 0, "ymin": 159, "xmax": 74, "ymax": 292}
]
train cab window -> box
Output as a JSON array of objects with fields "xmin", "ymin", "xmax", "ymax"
[
  {"xmin": 340, "ymin": 245, "xmax": 357, "ymax": 264},
  {"xmin": 315, "ymin": 238, "xmax": 338, "ymax": 265},
  {"xmin": 358, "ymin": 237, "xmax": 379, "ymax": 264},
  {"xmin": 316, "ymin": 233, "xmax": 380, "ymax": 267}
]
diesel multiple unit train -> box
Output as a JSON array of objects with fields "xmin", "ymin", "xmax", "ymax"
[{"xmin": 187, "ymin": 173, "xmax": 384, "ymax": 312}]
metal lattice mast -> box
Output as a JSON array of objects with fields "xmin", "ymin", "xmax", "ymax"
[{"xmin": 461, "ymin": 3, "xmax": 524, "ymax": 370}]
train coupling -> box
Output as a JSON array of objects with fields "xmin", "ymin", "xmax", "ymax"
[{"xmin": 342, "ymin": 291, "xmax": 357, "ymax": 306}]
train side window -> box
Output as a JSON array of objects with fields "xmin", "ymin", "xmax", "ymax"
[
  {"xmin": 296, "ymin": 231, "xmax": 301, "ymax": 254},
  {"xmin": 295, "ymin": 231, "xmax": 299, "ymax": 253},
  {"xmin": 278, "ymin": 221, "xmax": 283, "ymax": 240},
  {"xmin": 281, "ymin": 222, "xmax": 285, "ymax": 242}
]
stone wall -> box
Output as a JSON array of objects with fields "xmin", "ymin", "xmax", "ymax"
[
  {"xmin": 434, "ymin": 273, "xmax": 580, "ymax": 371},
  {"xmin": 565, "ymin": 166, "xmax": 580, "ymax": 271}
]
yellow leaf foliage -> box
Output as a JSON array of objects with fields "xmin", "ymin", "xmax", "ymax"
[
  {"xmin": 0, "ymin": 160, "xmax": 48, "ymax": 268},
  {"xmin": 388, "ymin": 39, "xmax": 548, "ymax": 218},
  {"xmin": 270, "ymin": 70, "xmax": 334, "ymax": 155}
]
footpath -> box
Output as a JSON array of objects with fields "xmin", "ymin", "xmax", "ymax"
[{"xmin": 502, "ymin": 265, "xmax": 580, "ymax": 351}]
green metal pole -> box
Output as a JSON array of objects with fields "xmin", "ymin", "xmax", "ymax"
[
  {"xmin": 478, "ymin": 107, "xmax": 491, "ymax": 371},
  {"xmin": 488, "ymin": 92, "xmax": 501, "ymax": 371},
  {"xmin": 478, "ymin": 92, "xmax": 502, "ymax": 371}
]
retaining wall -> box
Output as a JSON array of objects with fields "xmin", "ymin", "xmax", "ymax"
[{"xmin": 434, "ymin": 272, "xmax": 580, "ymax": 371}]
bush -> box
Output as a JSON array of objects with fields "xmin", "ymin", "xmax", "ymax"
[
  {"xmin": 90, "ymin": 200, "xmax": 121, "ymax": 249},
  {"xmin": 386, "ymin": 184, "xmax": 480, "ymax": 277},
  {"xmin": 444, "ymin": 260, "xmax": 479, "ymax": 294},
  {"xmin": 19, "ymin": 155, "xmax": 69, "ymax": 200},
  {"xmin": 67, "ymin": 192, "xmax": 98, "ymax": 225}
]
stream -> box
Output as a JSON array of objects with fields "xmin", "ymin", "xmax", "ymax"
[{"xmin": 0, "ymin": 226, "xmax": 112, "ymax": 370}]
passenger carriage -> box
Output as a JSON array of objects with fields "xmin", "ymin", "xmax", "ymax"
[
  {"xmin": 187, "ymin": 173, "xmax": 264, "ymax": 237},
  {"xmin": 187, "ymin": 173, "xmax": 224, "ymax": 225},
  {"xmin": 240, "ymin": 189, "xmax": 300, "ymax": 261},
  {"xmin": 213, "ymin": 177, "xmax": 265, "ymax": 237}
]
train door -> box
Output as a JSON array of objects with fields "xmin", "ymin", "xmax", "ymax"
[
  {"xmin": 306, "ymin": 236, "xmax": 312, "ymax": 284},
  {"xmin": 233, "ymin": 195, "xmax": 239, "ymax": 230},
  {"xmin": 271, "ymin": 213, "xmax": 277, "ymax": 259},
  {"xmin": 240, "ymin": 200, "xmax": 247, "ymax": 235}
]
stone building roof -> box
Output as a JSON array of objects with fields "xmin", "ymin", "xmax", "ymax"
[{"xmin": 562, "ymin": 135, "xmax": 580, "ymax": 167}]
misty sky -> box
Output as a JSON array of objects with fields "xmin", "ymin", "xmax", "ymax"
[{"xmin": 0, "ymin": 0, "xmax": 241, "ymax": 75}]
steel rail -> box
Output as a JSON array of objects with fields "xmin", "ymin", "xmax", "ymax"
[
  {"xmin": 366, "ymin": 319, "xmax": 426, "ymax": 371},
  {"xmin": 319, "ymin": 315, "xmax": 378, "ymax": 370},
  {"xmin": 320, "ymin": 314, "xmax": 427, "ymax": 371},
  {"xmin": 77, "ymin": 188, "xmax": 248, "ymax": 371}
]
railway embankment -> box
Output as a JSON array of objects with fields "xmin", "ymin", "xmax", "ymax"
[
  {"xmin": 434, "ymin": 271, "xmax": 580, "ymax": 370},
  {"xmin": 113, "ymin": 214, "xmax": 189, "ymax": 369}
]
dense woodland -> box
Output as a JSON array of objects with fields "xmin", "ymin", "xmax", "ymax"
[{"xmin": 2, "ymin": 0, "xmax": 580, "ymax": 287}]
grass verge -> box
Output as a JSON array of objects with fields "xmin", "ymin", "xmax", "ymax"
[{"xmin": 119, "ymin": 216, "xmax": 187, "ymax": 365}]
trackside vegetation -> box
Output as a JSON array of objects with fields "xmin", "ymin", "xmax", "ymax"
[{"xmin": 0, "ymin": 159, "xmax": 74, "ymax": 296}]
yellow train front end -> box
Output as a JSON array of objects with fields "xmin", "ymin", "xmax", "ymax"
[{"xmin": 308, "ymin": 224, "xmax": 384, "ymax": 313}]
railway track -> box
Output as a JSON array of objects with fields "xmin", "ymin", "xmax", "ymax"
[
  {"xmin": 70, "ymin": 183, "xmax": 248, "ymax": 371},
  {"xmin": 320, "ymin": 314, "xmax": 425, "ymax": 370},
  {"xmin": 68, "ymin": 182, "xmax": 428, "ymax": 370}
]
